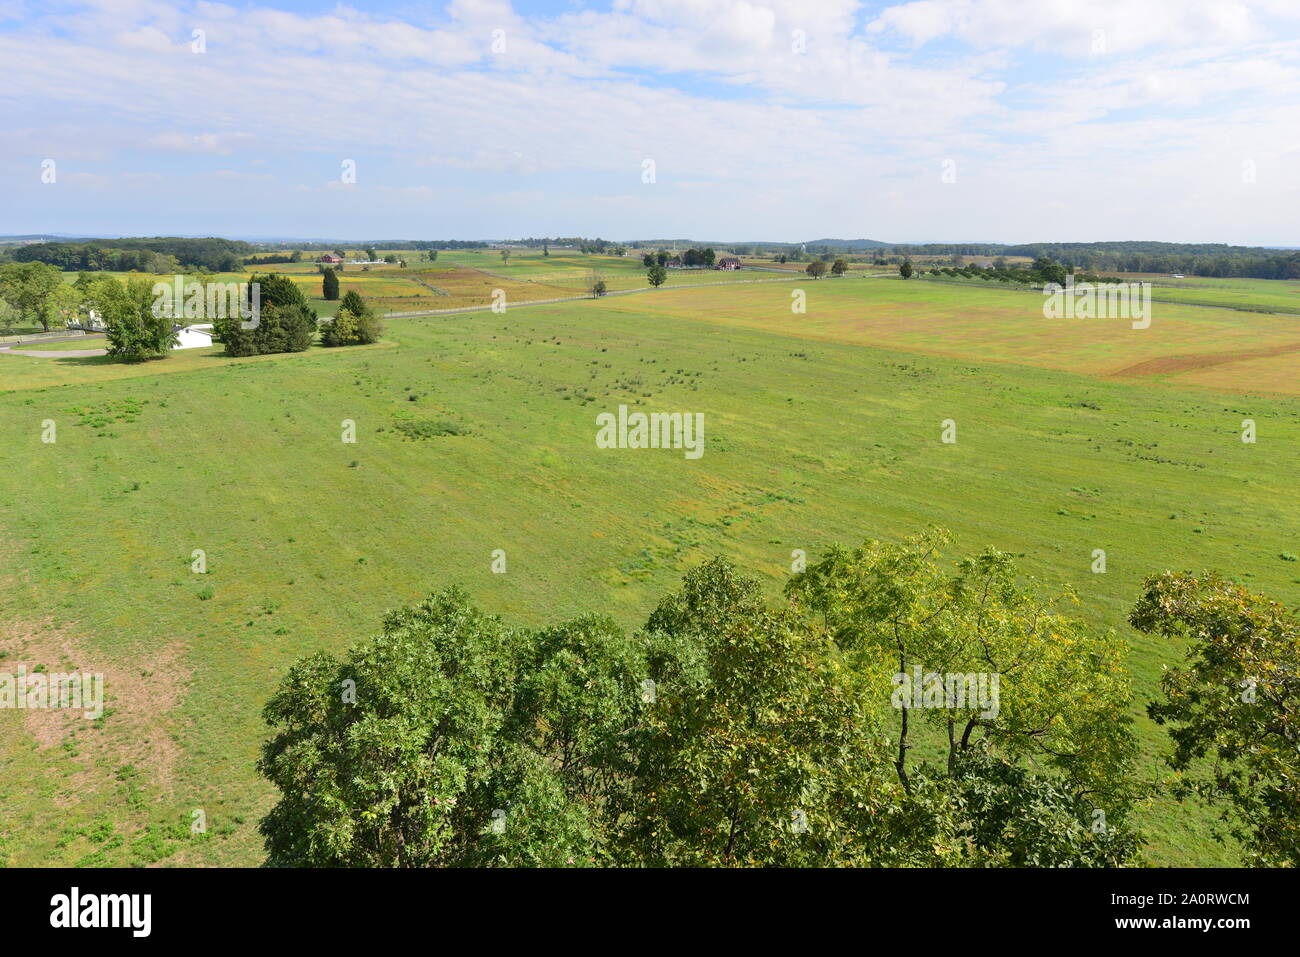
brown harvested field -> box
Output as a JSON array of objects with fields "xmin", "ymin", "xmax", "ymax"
[
  {"xmin": 1108, "ymin": 341, "xmax": 1300, "ymax": 377},
  {"xmin": 1169, "ymin": 348, "xmax": 1300, "ymax": 393},
  {"xmin": 369, "ymin": 268, "xmax": 573, "ymax": 312}
]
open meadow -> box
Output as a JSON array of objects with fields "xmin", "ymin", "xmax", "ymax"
[{"xmin": 1, "ymin": 273, "xmax": 1298, "ymax": 866}]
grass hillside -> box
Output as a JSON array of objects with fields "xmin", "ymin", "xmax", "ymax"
[{"xmin": 1, "ymin": 276, "xmax": 1297, "ymax": 866}]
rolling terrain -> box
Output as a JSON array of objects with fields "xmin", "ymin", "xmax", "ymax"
[{"xmin": 2, "ymin": 264, "xmax": 1297, "ymax": 866}]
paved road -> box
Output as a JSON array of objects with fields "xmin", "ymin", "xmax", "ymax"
[{"xmin": 0, "ymin": 333, "xmax": 107, "ymax": 358}]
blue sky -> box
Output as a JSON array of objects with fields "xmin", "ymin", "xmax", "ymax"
[{"xmin": 1, "ymin": 0, "xmax": 1298, "ymax": 243}]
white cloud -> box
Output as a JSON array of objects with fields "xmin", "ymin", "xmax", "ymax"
[
  {"xmin": 147, "ymin": 132, "xmax": 254, "ymax": 154},
  {"xmin": 0, "ymin": 0, "xmax": 1296, "ymax": 242}
]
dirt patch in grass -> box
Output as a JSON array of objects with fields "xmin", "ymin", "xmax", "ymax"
[
  {"xmin": 1107, "ymin": 341, "xmax": 1300, "ymax": 377},
  {"xmin": 0, "ymin": 621, "xmax": 189, "ymax": 797}
]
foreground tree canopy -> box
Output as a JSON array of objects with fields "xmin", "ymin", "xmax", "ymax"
[
  {"xmin": 1132, "ymin": 572, "xmax": 1300, "ymax": 866},
  {"xmin": 258, "ymin": 531, "xmax": 1160, "ymax": 867}
]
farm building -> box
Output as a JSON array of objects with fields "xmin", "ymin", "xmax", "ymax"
[
  {"xmin": 319, "ymin": 254, "xmax": 343, "ymax": 264},
  {"xmin": 718, "ymin": 257, "xmax": 742, "ymax": 270},
  {"xmin": 173, "ymin": 324, "xmax": 214, "ymax": 350},
  {"xmin": 71, "ymin": 308, "xmax": 107, "ymax": 332}
]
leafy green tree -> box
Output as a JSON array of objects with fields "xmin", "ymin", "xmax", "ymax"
[
  {"xmin": 339, "ymin": 289, "xmax": 366, "ymax": 316},
  {"xmin": 805, "ymin": 260, "xmax": 827, "ymax": 279},
  {"xmin": 258, "ymin": 538, "xmax": 1145, "ymax": 869},
  {"xmin": 218, "ymin": 304, "xmax": 315, "ymax": 356},
  {"xmin": 365, "ymin": 248, "xmax": 377, "ymax": 261},
  {"xmin": 259, "ymin": 588, "xmax": 517, "ymax": 866},
  {"xmin": 1133, "ymin": 572, "xmax": 1300, "ymax": 866},
  {"xmin": 259, "ymin": 589, "xmax": 642, "ymax": 867},
  {"xmin": 248, "ymin": 272, "xmax": 308, "ymax": 310},
  {"xmin": 320, "ymin": 307, "xmax": 358, "ymax": 347},
  {"xmin": 354, "ymin": 309, "xmax": 383, "ymax": 345},
  {"xmin": 899, "ymin": 259, "xmax": 914, "ymax": 279},
  {"xmin": 84, "ymin": 276, "xmax": 177, "ymax": 360},
  {"xmin": 49, "ymin": 283, "xmax": 83, "ymax": 330},
  {"xmin": 0, "ymin": 261, "xmax": 64, "ymax": 331},
  {"xmin": 647, "ymin": 265, "xmax": 666, "ymax": 288},
  {"xmin": 611, "ymin": 559, "xmax": 904, "ymax": 867},
  {"xmin": 642, "ymin": 253, "xmax": 655, "ymax": 268},
  {"xmin": 322, "ymin": 292, "xmax": 382, "ymax": 346},
  {"xmin": 941, "ymin": 744, "xmax": 1141, "ymax": 866},
  {"xmin": 831, "ymin": 258, "xmax": 848, "ymax": 276},
  {"xmin": 1031, "ymin": 256, "xmax": 1068, "ymax": 286},
  {"xmin": 786, "ymin": 530, "xmax": 1139, "ymax": 808},
  {"xmin": 215, "ymin": 272, "xmax": 315, "ymax": 356},
  {"xmin": 322, "ymin": 267, "xmax": 339, "ymax": 301},
  {"xmin": 471, "ymin": 615, "xmax": 645, "ymax": 866}
]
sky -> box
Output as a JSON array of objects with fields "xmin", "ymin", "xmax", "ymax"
[{"xmin": 1, "ymin": 0, "xmax": 1298, "ymax": 244}]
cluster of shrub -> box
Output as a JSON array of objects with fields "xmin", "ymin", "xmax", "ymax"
[
  {"xmin": 28, "ymin": 270, "xmax": 384, "ymax": 361},
  {"xmin": 918, "ymin": 257, "xmax": 1125, "ymax": 287},
  {"xmin": 320, "ymin": 290, "xmax": 383, "ymax": 347},
  {"xmin": 642, "ymin": 248, "xmax": 716, "ymax": 268},
  {"xmin": 214, "ymin": 278, "xmax": 382, "ymax": 355}
]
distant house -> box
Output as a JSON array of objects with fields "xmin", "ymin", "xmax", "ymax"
[
  {"xmin": 320, "ymin": 254, "xmax": 343, "ymax": 264},
  {"xmin": 718, "ymin": 257, "xmax": 742, "ymax": 270},
  {"xmin": 666, "ymin": 257, "xmax": 683, "ymax": 268},
  {"xmin": 72, "ymin": 308, "xmax": 107, "ymax": 332},
  {"xmin": 173, "ymin": 324, "xmax": 213, "ymax": 350}
]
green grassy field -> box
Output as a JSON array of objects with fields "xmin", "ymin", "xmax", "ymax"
[
  {"xmin": 1, "ymin": 276, "xmax": 1297, "ymax": 866},
  {"xmin": 1106, "ymin": 274, "xmax": 1300, "ymax": 314}
]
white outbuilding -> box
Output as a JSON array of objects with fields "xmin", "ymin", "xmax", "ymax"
[{"xmin": 173, "ymin": 323, "xmax": 214, "ymax": 349}]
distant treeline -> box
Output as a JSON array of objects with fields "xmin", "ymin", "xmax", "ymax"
[
  {"xmin": 273, "ymin": 240, "xmax": 487, "ymax": 251},
  {"xmin": 623, "ymin": 239, "xmax": 1300, "ymax": 280},
  {"xmin": 879, "ymin": 241, "xmax": 1300, "ymax": 280},
  {"xmin": 10, "ymin": 237, "xmax": 252, "ymax": 272},
  {"xmin": 274, "ymin": 240, "xmax": 488, "ymax": 251},
  {"xmin": 1003, "ymin": 242, "xmax": 1300, "ymax": 279},
  {"xmin": 10, "ymin": 235, "xmax": 1297, "ymax": 280},
  {"xmin": 2, "ymin": 238, "xmax": 489, "ymax": 273}
]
